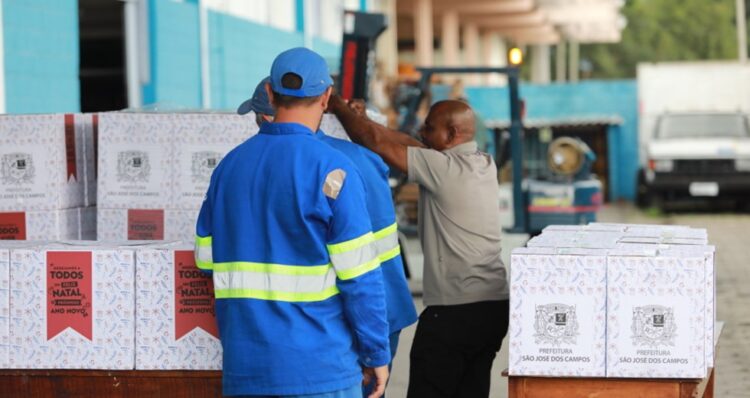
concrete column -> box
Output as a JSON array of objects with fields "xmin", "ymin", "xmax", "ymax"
[
  {"xmin": 531, "ymin": 44, "xmax": 551, "ymax": 84},
  {"xmin": 556, "ymin": 42, "xmax": 566, "ymax": 83},
  {"xmin": 376, "ymin": 0, "xmax": 399, "ymax": 76},
  {"xmin": 737, "ymin": 0, "xmax": 747, "ymax": 62},
  {"xmin": 414, "ymin": 0, "xmax": 434, "ymax": 67},
  {"xmin": 568, "ymin": 41, "xmax": 579, "ymax": 82},
  {"xmin": 463, "ymin": 23, "xmax": 480, "ymax": 85},
  {"xmin": 441, "ymin": 10, "xmax": 460, "ymax": 66},
  {"xmin": 482, "ymin": 32, "xmax": 507, "ymax": 86}
]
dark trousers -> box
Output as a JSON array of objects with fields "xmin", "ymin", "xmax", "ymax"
[{"xmin": 407, "ymin": 300, "xmax": 509, "ymax": 398}]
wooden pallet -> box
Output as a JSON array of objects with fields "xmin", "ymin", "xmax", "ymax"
[
  {"xmin": 0, "ymin": 369, "xmax": 222, "ymax": 397},
  {"xmin": 505, "ymin": 368, "xmax": 713, "ymax": 398}
]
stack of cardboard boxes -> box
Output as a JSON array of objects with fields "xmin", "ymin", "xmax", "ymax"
[
  {"xmin": 96, "ymin": 113, "xmax": 257, "ymax": 241},
  {"xmin": 96, "ymin": 112, "xmax": 356, "ymax": 241},
  {"xmin": 509, "ymin": 223, "xmax": 715, "ymax": 379},
  {"xmin": 0, "ymin": 114, "xmax": 96, "ymax": 240},
  {"xmin": 1, "ymin": 240, "xmax": 222, "ymax": 370}
]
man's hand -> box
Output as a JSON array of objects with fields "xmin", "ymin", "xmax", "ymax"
[
  {"xmin": 347, "ymin": 99, "xmax": 369, "ymax": 119},
  {"xmin": 362, "ymin": 365, "xmax": 389, "ymax": 398}
]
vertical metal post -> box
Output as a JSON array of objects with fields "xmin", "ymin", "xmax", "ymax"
[
  {"xmin": 737, "ymin": 0, "xmax": 748, "ymax": 62},
  {"xmin": 124, "ymin": 0, "xmax": 143, "ymax": 108},
  {"xmin": 508, "ymin": 70, "xmax": 526, "ymax": 232},
  {"xmin": 399, "ymin": 71, "xmax": 431, "ymax": 135},
  {"xmin": 0, "ymin": 0, "xmax": 6, "ymax": 113},
  {"xmin": 199, "ymin": 0, "xmax": 211, "ymax": 109}
]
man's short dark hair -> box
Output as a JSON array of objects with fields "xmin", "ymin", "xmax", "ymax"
[{"xmin": 271, "ymin": 73, "xmax": 323, "ymax": 108}]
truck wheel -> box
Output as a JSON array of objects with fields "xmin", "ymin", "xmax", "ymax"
[{"xmin": 636, "ymin": 170, "xmax": 651, "ymax": 209}]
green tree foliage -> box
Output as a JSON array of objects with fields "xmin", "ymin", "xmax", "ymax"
[{"xmin": 581, "ymin": 0, "xmax": 743, "ymax": 78}]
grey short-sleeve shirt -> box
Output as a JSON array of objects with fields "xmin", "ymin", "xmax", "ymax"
[{"xmin": 407, "ymin": 141, "xmax": 509, "ymax": 306}]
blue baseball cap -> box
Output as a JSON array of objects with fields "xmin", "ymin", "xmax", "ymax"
[
  {"xmin": 237, "ymin": 77, "xmax": 275, "ymax": 116},
  {"xmin": 270, "ymin": 47, "xmax": 333, "ymax": 97}
]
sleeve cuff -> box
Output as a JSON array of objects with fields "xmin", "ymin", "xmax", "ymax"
[{"xmin": 360, "ymin": 349, "xmax": 392, "ymax": 368}]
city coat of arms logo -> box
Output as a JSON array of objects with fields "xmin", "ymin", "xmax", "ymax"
[
  {"xmin": 534, "ymin": 303, "xmax": 579, "ymax": 345},
  {"xmin": 632, "ymin": 305, "xmax": 677, "ymax": 347},
  {"xmin": 191, "ymin": 151, "xmax": 222, "ymax": 183},
  {"xmin": 117, "ymin": 151, "xmax": 150, "ymax": 183},
  {"xmin": 1, "ymin": 153, "xmax": 35, "ymax": 184}
]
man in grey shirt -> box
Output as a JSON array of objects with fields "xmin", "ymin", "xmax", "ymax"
[{"xmin": 328, "ymin": 96, "xmax": 509, "ymax": 398}]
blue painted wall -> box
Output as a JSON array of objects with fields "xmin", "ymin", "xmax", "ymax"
[
  {"xmin": 208, "ymin": 11, "xmax": 303, "ymax": 110},
  {"xmin": 205, "ymin": 11, "xmax": 340, "ymax": 110},
  {"xmin": 143, "ymin": 0, "xmax": 202, "ymax": 108},
  {"xmin": 465, "ymin": 81, "xmax": 638, "ymax": 201},
  {"xmin": 3, "ymin": 0, "xmax": 80, "ymax": 113}
]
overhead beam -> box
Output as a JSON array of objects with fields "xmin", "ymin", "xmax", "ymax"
[
  {"xmin": 464, "ymin": 10, "xmax": 546, "ymax": 28},
  {"xmin": 398, "ymin": 0, "xmax": 534, "ymax": 15}
]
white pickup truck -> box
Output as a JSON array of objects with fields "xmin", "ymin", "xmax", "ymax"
[
  {"xmin": 637, "ymin": 112, "xmax": 750, "ymax": 206},
  {"xmin": 637, "ymin": 62, "xmax": 750, "ymax": 208}
]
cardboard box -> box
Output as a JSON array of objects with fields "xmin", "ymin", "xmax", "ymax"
[
  {"xmin": 9, "ymin": 244, "xmax": 136, "ymax": 369},
  {"xmin": 0, "ymin": 114, "xmax": 85, "ymax": 211},
  {"xmin": 173, "ymin": 114, "xmax": 257, "ymax": 210},
  {"xmin": 97, "ymin": 113, "xmax": 174, "ymax": 209},
  {"xmin": 77, "ymin": 114, "xmax": 98, "ymax": 207},
  {"xmin": 653, "ymin": 245, "xmax": 716, "ymax": 370},
  {"xmin": 81, "ymin": 207, "xmax": 97, "ymax": 240},
  {"xmin": 0, "ymin": 244, "xmax": 12, "ymax": 367},
  {"xmin": 135, "ymin": 243, "xmax": 221, "ymax": 369},
  {"xmin": 527, "ymin": 231, "xmax": 622, "ymax": 250},
  {"xmin": 0, "ymin": 209, "xmax": 81, "ymax": 240},
  {"xmin": 97, "ymin": 208, "xmax": 196, "ymax": 242},
  {"xmin": 509, "ymin": 247, "xmax": 607, "ymax": 377},
  {"xmin": 606, "ymin": 251, "xmax": 706, "ymax": 378}
]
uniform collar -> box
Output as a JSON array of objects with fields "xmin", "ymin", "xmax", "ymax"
[
  {"xmin": 259, "ymin": 122, "xmax": 315, "ymax": 136},
  {"xmin": 443, "ymin": 141, "xmax": 478, "ymax": 154}
]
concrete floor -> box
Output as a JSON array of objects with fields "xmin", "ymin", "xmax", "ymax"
[{"xmin": 386, "ymin": 203, "xmax": 750, "ymax": 397}]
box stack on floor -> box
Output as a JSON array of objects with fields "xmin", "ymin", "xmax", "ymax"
[
  {"xmin": 1, "ymin": 240, "xmax": 223, "ymax": 370},
  {"xmin": 509, "ymin": 223, "xmax": 715, "ymax": 379},
  {"xmin": 0, "ymin": 114, "xmax": 96, "ymax": 241},
  {"xmin": 0, "ymin": 111, "xmax": 365, "ymax": 371}
]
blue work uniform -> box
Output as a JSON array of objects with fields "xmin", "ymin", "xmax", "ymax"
[
  {"xmin": 195, "ymin": 122, "xmax": 390, "ymax": 396},
  {"xmin": 316, "ymin": 132, "xmax": 418, "ymax": 338}
]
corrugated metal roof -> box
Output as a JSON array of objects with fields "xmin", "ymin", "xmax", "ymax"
[{"xmin": 484, "ymin": 115, "xmax": 624, "ymax": 129}]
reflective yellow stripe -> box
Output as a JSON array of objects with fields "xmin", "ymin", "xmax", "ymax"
[
  {"xmin": 213, "ymin": 261, "xmax": 331, "ymax": 276},
  {"xmin": 195, "ymin": 235, "xmax": 212, "ymax": 247},
  {"xmin": 194, "ymin": 235, "xmax": 213, "ymax": 270},
  {"xmin": 327, "ymin": 232, "xmax": 375, "ymax": 255},
  {"xmin": 196, "ymin": 259, "xmax": 213, "ymax": 270},
  {"xmin": 215, "ymin": 286, "xmax": 339, "ymax": 302},
  {"xmin": 373, "ymin": 223, "xmax": 397, "ymax": 241},
  {"xmin": 336, "ymin": 257, "xmax": 380, "ymax": 280},
  {"xmin": 378, "ymin": 246, "xmax": 401, "ymax": 263}
]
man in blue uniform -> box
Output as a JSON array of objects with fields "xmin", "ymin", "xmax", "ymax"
[
  {"xmin": 195, "ymin": 48, "xmax": 390, "ymax": 398},
  {"xmin": 238, "ymin": 76, "xmax": 418, "ymax": 397}
]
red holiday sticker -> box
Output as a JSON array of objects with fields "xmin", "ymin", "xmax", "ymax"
[
  {"xmin": 127, "ymin": 209, "xmax": 164, "ymax": 240},
  {"xmin": 64, "ymin": 114, "xmax": 78, "ymax": 182},
  {"xmin": 47, "ymin": 251, "xmax": 93, "ymax": 341},
  {"xmin": 0, "ymin": 212, "xmax": 26, "ymax": 240},
  {"xmin": 174, "ymin": 250, "xmax": 219, "ymax": 340}
]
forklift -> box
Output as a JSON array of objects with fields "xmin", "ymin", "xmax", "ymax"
[{"xmin": 336, "ymin": 11, "xmax": 601, "ymax": 277}]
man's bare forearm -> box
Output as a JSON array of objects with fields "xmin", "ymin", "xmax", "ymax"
[{"xmin": 329, "ymin": 96, "xmax": 424, "ymax": 149}]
